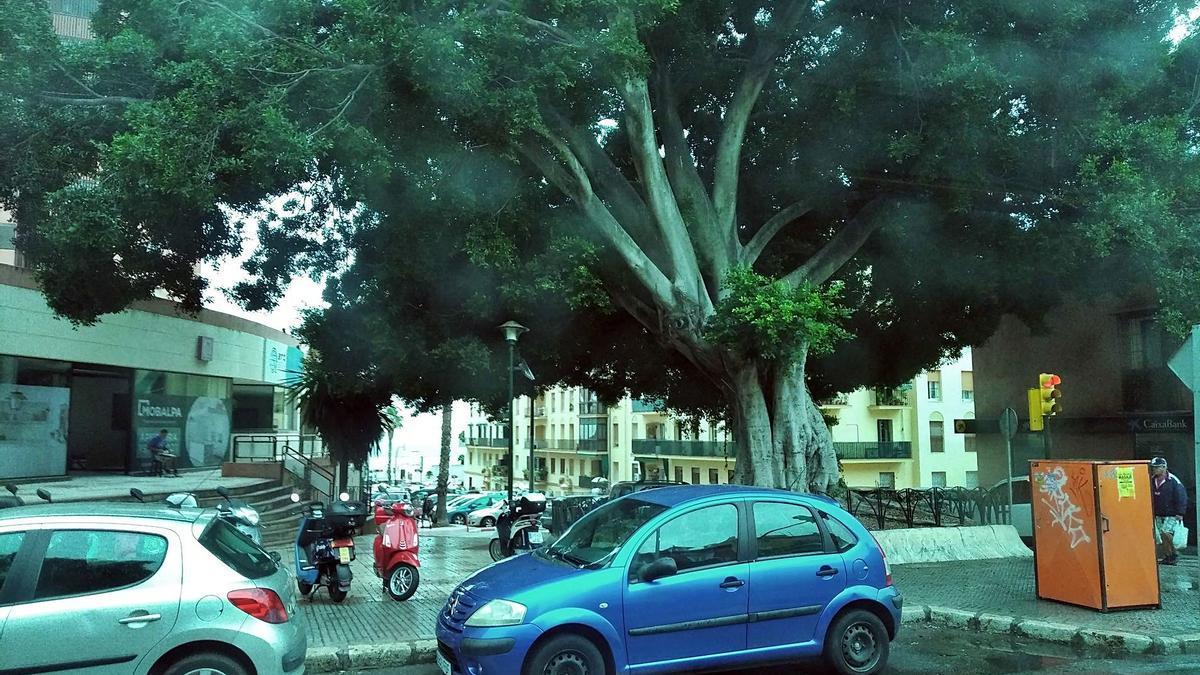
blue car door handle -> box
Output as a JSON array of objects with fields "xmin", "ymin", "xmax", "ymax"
[
  {"xmin": 719, "ymin": 576, "xmax": 745, "ymax": 589},
  {"xmin": 816, "ymin": 566, "xmax": 839, "ymax": 577}
]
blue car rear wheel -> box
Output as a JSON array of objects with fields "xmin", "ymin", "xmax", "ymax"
[
  {"xmin": 523, "ymin": 634, "xmax": 605, "ymax": 675},
  {"xmin": 824, "ymin": 609, "xmax": 889, "ymax": 675}
]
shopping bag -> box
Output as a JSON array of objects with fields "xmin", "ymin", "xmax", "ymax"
[{"xmin": 1173, "ymin": 522, "xmax": 1189, "ymax": 549}]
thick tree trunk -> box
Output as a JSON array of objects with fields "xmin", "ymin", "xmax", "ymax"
[
  {"xmin": 435, "ymin": 403, "xmax": 452, "ymax": 527},
  {"xmin": 730, "ymin": 351, "xmax": 838, "ymax": 493}
]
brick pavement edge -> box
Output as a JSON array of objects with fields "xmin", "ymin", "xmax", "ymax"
[{"xmin": 305, "ymin": 639, "xmax": 438, "ymax": 673}]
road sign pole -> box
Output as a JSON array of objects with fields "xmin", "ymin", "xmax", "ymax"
[{"xmin": 999, "ymin": 407, "xmax": 1019, "ymax": 524}]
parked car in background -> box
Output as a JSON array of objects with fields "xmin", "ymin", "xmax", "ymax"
[
  {"xmin": 0, "ymin": 502, "xmax": 306, "ymax": 675},
  {"xmin": 437, "ymin": 485, "xmax": 900, "ymax": 675},
  {"xmin": 609, "ymin": 479, "xmax": 688, "ymax": 499},
  {"xmin": 988, "ymin": 476, "xmax": 1033, "ymax": 545},
  {"xmin": 445, "ymin": 493, "xmax": 505, "ymax": 525},
  {"xmin": 467, "ymin": 500, "xmax": 508, "ymax": 527}
]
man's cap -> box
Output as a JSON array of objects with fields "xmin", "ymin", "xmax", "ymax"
[{"xmin": 1150, "ymin": 456, "xmax": 1168, "ymax": 468}]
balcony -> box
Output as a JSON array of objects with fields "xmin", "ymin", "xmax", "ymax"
[
  {"xmin": 818, "ymin": 394, "xmax": 850, "ymax": 408},
  {"xmin": 632, "ymin": 398, "xmax": 665, "ymax": 413},
  {"xmin": 870, "ymin": 387, "xmax": 910, "ymax": 408},
  {"xmin": 834, "ymin": 441, "xmax": 913, "ymax": 460},
  {"xmin": 577, "ymin": 438, "xmax": 609, "ymax": 454},
  {"xmin": 467, "ymin": 437, "xmax": 511, "ymax": 448},
  {"xmin": 578, "ymin": 401, "xmax": 607, "ymax": 415},
  {"xmin": 631, "ymin": 439, "xmax": 732, "ymax": 459},
  {"xmin": 534, "ymin": 405, "xmax": 546, "ymax": 416}
]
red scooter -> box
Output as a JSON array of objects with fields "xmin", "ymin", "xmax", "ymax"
[{"xmin": 372, "ymin": 499, "xmax": 421, "ymax": 601}]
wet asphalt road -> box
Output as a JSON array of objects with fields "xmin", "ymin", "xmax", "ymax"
[{"xmin": 339, "ymin": 623, "xmax": 1200, "ymax": 674}]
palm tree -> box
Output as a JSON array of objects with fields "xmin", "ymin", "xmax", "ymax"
[
  {"xmin": 382, "ymin": 404, "xmax": 402, "ymax": 483},
  {"xmin": 288, "ymin": 352, "xmax": 395, "ymax": 495},
  {"xmin": 434, "ymin": 402, "xmax": 453, "ymax": 527}
]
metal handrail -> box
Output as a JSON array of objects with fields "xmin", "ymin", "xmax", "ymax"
[{"xmin": 282, "ymin": 445, "xmax": 333, "ymax": 502}]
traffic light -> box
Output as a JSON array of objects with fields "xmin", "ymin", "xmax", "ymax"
[{"xmin": 1028, "ymin": 373, "xmax": 1062, "ymax": 432}]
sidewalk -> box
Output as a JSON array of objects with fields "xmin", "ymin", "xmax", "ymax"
[
  {"xmin": 288, "ymin": 533, "xmax": 1200, "ymax": 673},
  {"xmin": 895, "ymin": 556, "xmax": 1200, "ymax": 655},
  {"xmin": 5, "ymin": 469, "xmax": 270, "ymax": 502}
]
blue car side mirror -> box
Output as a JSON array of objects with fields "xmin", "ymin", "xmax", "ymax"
[{"xmin": 640, "ymin": 556, "xmax": 678, "ymax": 583}]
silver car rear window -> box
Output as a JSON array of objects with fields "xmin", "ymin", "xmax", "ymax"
[{"xmin": 198, "ymin": 518, "xmax": 276, "ymax": 580}]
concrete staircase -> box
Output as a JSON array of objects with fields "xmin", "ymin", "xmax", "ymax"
[{"xmin": 194, "ymin": 482, "xmax": 307, "ymax": 550}]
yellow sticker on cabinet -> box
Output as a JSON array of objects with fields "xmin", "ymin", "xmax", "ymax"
[{"xmin": 1116, "ymin": 466, "xmax": 1135, "ymax": 499}]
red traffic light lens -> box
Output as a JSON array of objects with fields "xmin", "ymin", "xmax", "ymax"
[{"xmin": 1042, "ymin": 374, "xmax": 1061, "ymax": 388}]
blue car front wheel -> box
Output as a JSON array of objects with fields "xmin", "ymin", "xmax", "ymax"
[{"xmin": 523, "ymin": 634, "xmax": 605, "ymax": 675}]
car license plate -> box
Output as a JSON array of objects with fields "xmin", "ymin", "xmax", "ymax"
[
  {"xmin": 337, "ymin": 547, "xmax": 352, "ymax": 564},
  {"xmin": 527, "ymin": 530, "xmax": 544, "ymax": 545},
  {"xmin": 436, "ymin": 650, "xmax": 452, "ymax": 675}
]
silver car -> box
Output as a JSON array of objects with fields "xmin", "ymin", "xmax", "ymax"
[{"xmin": 0, "ymin": 502, "xmax": 306, "ymax": 674}]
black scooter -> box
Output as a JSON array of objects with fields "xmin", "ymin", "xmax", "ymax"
[
  {"xmin": 490, "ymin": 493, "xmax": 547, "ymax": 561},
  {"xmin": 292, "ymin": 492, "xmax": 368, "ymax": 603}
]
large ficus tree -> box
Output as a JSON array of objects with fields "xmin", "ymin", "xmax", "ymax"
[{"xmin": 4, "ymin": 0, "xmax": 1200, "ymax": 491}]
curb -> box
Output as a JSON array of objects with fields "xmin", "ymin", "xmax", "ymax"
[
  {"xmin": 907, "ymin": 605, "xmax": 1200, "ymax": 656},
  {"xmin": 306, "ymin": 639, "xmax": 438, "ymax": 673}
]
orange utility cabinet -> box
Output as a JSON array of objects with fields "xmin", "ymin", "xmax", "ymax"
[{"xmin": 1030, "ymin": 460, "xmax": 1160, "ymax": 611}]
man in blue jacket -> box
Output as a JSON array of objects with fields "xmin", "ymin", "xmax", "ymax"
[{"xmin": 1150, "ymin": 457, "xmax": 1188, "ymax": 565}]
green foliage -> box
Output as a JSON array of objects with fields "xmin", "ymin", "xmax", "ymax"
[{"xmin": 706, "ymin": 268, "xmax": 852, "ymax": 362}]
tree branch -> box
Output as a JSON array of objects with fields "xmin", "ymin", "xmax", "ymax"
[
  {"xmin": 742, "ymin": 201, "xmax": 812, "ymax": 266},
  {"xmin": 782, "ymin": 199, "xmax": 891, "ymax": 287},
  {"xmin": 516, "ymin": 136, "xmax": 677, "ymax": 312},
  {"xmin": 652, "ymin": 65, "xmax": 729, "ymax": 287},
  {"xmin": 712, "ymin": 4, "xmax": 808, "ymax": 233},
  {"xmin": 619, "ymin": 77, "xmax": 709, "ymax": 312},
  {"xmin": 37, "ymin": 94, "xmax": 145, "ymax": 106},
  {"xmin": 308, "ymin": 68, "xmax": 376, "ymax": 138}
]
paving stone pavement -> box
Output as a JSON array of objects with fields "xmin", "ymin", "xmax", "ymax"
[
  {"xmin": 275, "ymin": 530, "xmax": 495, "ymax": 649},
  {"xmin": 893, "ymin": 556, "xmax": 1200, "ymax": 641}
]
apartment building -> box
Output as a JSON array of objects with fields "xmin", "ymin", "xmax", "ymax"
[{"xmin": 462, "ymin": 350, "xmax": 978, "ymax": 494}]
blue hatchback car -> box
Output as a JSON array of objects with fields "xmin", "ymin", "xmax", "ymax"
[{"xmin": 435, "ymin": 485, "xmax": 900, "ymax": 675}]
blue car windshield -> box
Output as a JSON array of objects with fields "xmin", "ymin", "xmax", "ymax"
[{"xmin": 544, "ymin": 497, "xmax": 667, "ymax": 567}]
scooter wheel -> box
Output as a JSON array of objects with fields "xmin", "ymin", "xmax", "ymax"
[
  {"xmin": 329, "ymin": 585, "xmax": 348, "ymax": 603},
  {"xmin": 385, "ymin": 563, "xmax": 419, "ymax": 601},
  {"xmin": 297, "ymin": 581, "xmax": 313, "ymax": 596},
  {"xmin": 489, "ymin": 538, "xmax": 505, "ymax": 562}
]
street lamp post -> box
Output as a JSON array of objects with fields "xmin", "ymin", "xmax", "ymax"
[{"xmin": 499, "ymin": 321, "xmax": 528, "ymax": 503}]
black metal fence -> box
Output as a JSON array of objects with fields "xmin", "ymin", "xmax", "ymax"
[
  {"xmin": 547, "ymin": 485, "xmax": 1012, "ymax": 535},
  {"xmin": 844, "ymin": 486, "xmax": 1010, "ymax": 530}
]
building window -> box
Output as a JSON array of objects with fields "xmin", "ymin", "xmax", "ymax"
[
  {"xmin": 932, "ymin": 472, "xmax": 947, "ymax": 488},
  {"xmin": 929, "ymin": 419, "xmax": 944, "ymax": 453},
  {"xmin": 878, "ymin": 472, "xmax": 895, "ymax": 488},
  {"xmin": 691, "ymin": 467, "xmax": 701, "ymax": 484},
  {"xmin": 568, "ymin": 459, "xmax": 575, "ymax": 475},
  {"xmin": 708, "ymin": 468, "xmax": 719, "ymax": 484},
  {"xmin": 674, "ymin": 465, "xmax": 684, "ymax": 482},
  {"xmin": 927, "ymin": 371, "xmax": 942, "ymax": 400},
  {"xmin": 632, "ymin": 422, "xmax": 639, "ymax": 439},
  {"xmin": 613, "ymin": 461, "xmax": 620, "ymax": 480},
  {"xmin": 613, "ymin": 423, "xmax": 619, "ymax": 447},
  {"xmin": 965, "ymin": 471, "xmax": 979, "ymax": 488},
  {"xmin": 961, "ymin": 371, "xmax": 974, "ymax": 401}
]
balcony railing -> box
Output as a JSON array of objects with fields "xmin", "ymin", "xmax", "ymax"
[
  {"xmin": 834, "ymin": 441, "xmax": 913, "ymax": 460},
  {"xmin": 467, "ymin": 437, "xmax": 511, "ymax": 448},
  {"xmin": 871, "ymin": 387, "xmax": 909, "ymax": 407},
  {"xmin": 578, "ymin": 402, "xmax": 607, "ymax": 415},
  {"xmin": 818, "ymin": 394, "xmax": 850, "ymax": 407},
  {"xmin": 631, "ymin": 439, "xmax": 732, "ymax": 458},
  {"xmin": 632, "ymin": 398, "xmax": 665, "ymax": 413},
  {"xmin": 577, "ymin": 438, "xmax": 609, "ymax": 454}
]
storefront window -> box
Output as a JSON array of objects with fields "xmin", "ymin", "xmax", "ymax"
[
  {"xmin": 133, "ymin": 370, "xmax": 232, "ymax": 470},
  {"xmin": 0, "ymin": 355, "xmax": 72, "ymax": 478}
]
